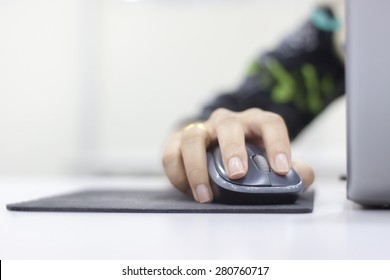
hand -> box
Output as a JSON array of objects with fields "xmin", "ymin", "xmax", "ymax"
[{"xmin": 162, "ymin": 108, "xmax": 315, "ymax": 203}]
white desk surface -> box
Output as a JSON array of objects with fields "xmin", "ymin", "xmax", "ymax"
[{"xmin": 1, "ymin": 176, "xmax": 390, "ymax": 260}]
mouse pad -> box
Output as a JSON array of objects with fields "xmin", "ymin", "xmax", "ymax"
[{"xmin": 6, "ymin": 189, "xmax": 315, "ymax": 213}]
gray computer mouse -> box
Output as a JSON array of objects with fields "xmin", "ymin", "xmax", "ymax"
[{"xmin": 207, "ymin": 143, "xmax": 304, "ymax": 204}]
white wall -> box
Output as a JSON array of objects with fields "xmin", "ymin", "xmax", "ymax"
[
  {"xmin": 0, "ymin": 0, "xmax": 81, "ymax": 175},
  {"xmin": 1, "ymin": 0, "xmax": 341, "ymax": 177}
]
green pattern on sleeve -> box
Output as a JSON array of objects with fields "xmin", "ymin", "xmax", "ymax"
[
  {"xmin": 301, "ymin": 63, "xmax": 322, "ymax": 113},
  {"xmin": 246, "ymin": 58, "xmax": 337, "ymax": 115},
  {"xmin": 321, "ymin": 73, "xmax": 335, "ymax": 96},
  {"xmin": 266, "ymin": 59, "xmax": 296, "ymax": 103}
]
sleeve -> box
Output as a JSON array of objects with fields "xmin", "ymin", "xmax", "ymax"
[{"xmin": 197, "ymin": 6, "xmax": 345, "ymax": 140}]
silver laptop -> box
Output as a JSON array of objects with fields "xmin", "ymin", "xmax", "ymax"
[{"xmin": 347, "ymin": 0, "xmax": 390, "ymax": 206}]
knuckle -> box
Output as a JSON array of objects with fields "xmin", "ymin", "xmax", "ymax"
[
  {"xmin": 210, "ymin": 108, "xmax": 228, "ymax": 119},
  {"xmin": 210, "ymin": 109, "xmax": 240, "ymax": 128},
  {"xmin": 210, "ymin": 108, "xmax": 234, "ymax": 122},
  {"xmin": 263, "ymin": 112, "xmax": 285, "ymax": 125},
  {"xmin": 216, "ymin": 114, "xmax": 240, "ymax": 128},
  {"xmin": 181, "ymin": 128, "xmax": 204, "ymax": 145},
  {"xmin": 246, "ymin": 107, "xmax": 263, "ymax": 115},
  {"xmin": 162, "ymin": 151, "xmax": 178, "ymax": 168}
]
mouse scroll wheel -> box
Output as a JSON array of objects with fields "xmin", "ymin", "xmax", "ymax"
[{"xmin": 252, "ymin": 155, "xmax": 270, "ymax": 172}]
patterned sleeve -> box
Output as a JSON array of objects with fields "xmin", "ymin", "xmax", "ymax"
[{"xmin": 197, "ymin": 6, "xmax": 345, "ymax": 140}]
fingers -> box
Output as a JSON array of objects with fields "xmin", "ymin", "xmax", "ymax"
[
  {"xmin": 162, "ymin": 108, "xmax": 250, "ymax": 204},
  {"xmin": 242, "ymin": 109, "xmax": 291, "ymax": 175},
  {"xmin": 208, "ymin": 109, "xmax": 248, "ymax": 179},
  {"xmin": 162, "ymin": 128, "xmax": 214, "ymax": 203},
  {"xmin": 162, "ymin": 108, "xmax": 306, "ymax": 204},
  {"xmin": 292, "ymin": 161, "xmax": 315, "ymax": 189},
  {"xmin": 180, "ymin": 124, "xmax": 213, "ymax": 203},
  {"xmin": 162, "ymin": 132, "xmax": 190, "ymax": 194}
]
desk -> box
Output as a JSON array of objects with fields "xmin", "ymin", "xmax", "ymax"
[{"xmin": 1, "ymin": 176, "xmax": 390, "ymax": 259}]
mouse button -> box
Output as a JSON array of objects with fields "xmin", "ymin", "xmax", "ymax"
[
  {"xmin": 212, "ymin": 146, "xmax": 228, "ymax": 178},
  {"xmin": 268, "ymin": 169, "xmax": 301, "ymax": 186},
  {"xmin": 238, "ymin": 161, "xmax": 271, "ymax": 186},
  {"xmin": 212, "ymin": 147, "xmax": 271, "ymax": 186},
  {"xmin": 252, "ymin": 155, "xmax": 270, "ymax": 172}
]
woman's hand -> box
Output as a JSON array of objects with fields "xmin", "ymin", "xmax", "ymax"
[{"xmin": 162, "ymin": 108, "xmax": 315, "ymax": 203}]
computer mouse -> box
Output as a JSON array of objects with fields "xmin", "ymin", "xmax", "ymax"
[{"xmin": 207, "ymin": 143, "xmax": 304, "ymax": 204}]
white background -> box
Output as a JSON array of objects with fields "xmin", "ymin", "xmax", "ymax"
[{"xmin": 0, "ymin": 0, "xmax": 344, "ymax": 177}]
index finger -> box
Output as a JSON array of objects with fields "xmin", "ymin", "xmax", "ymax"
[{"xmin": 242, "ymin": 109, "xmax": 291, "ymax": 175}]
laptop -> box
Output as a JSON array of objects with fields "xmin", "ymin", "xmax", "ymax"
[{"xmin": 347, "ymin": 0, "xmax": 390, "ymax": 206}]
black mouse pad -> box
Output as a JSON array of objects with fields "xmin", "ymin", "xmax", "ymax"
[{"xmin": 6, "ymin": 189, "xmax": 315, "ymax": 213}]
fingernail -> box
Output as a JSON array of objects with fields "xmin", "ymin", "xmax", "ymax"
[
  {"xmin": 274, "ymin": 153, "xmax": 290, "ymax": 172},
  {"xmin": 195, "ymin": 184, "xmax": 212, "ymax": 203},
  {"xmin": 228, "ymin": 157, "xmax": 245, "ymax": 177}
]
